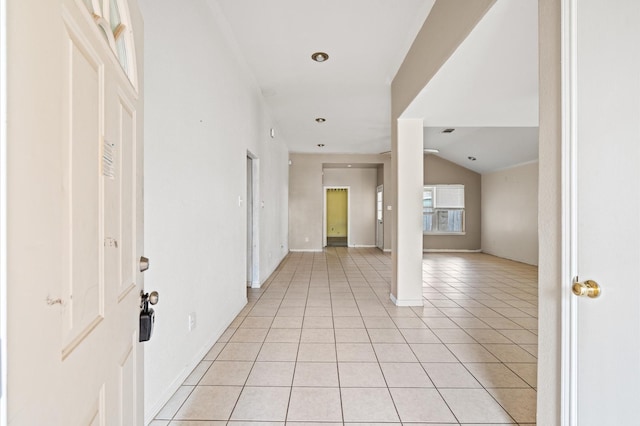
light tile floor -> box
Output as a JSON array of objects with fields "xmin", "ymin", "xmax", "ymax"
[{"xmin": 153, "ymin": 248, "xmax": 537, "ymax": 425}]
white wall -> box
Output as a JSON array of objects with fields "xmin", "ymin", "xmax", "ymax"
[
  {"xmin": 481, "ymin": 161, "xmax": 538, "ymax": 265},
  {"xmin": 323, "ymin": 168, "xmax": 377, "ymax": 247},
  {"xmin": 139, "ymin": 0, "xmax": 289, "ymax": 421}
]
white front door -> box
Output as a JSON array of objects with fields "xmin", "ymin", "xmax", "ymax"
[
  {"xmin": 376, "ymin": 185, "xmax": 384, "ymax": 250},
  {"xmin": 7, "ymin": 0, "xmax": 144, "ymax": 424},
  {"xmin": 565, "ymin": 0, "xmax": 640, "ymax": 423}
]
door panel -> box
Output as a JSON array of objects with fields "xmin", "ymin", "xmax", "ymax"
[
  {"xmin": 7, "ymin": 0, "xmax": 144, "ymax": 424},
  {"xmin": 118, "ymin": 95, "xmax": 137, "ymax": 300},
  {"xmin": 62, "ymin": 23, "xmax": 105, "ymax": 357},
  {"xmin": 119, "ymin": 334, "xmax": 137, "ymax": 425},
  {"xmin": 568, "ymin": 0, "xmax": 640, "ymax": 423}
]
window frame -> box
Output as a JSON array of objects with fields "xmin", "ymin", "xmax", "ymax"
[
  {"xmin": 81, "ymin": 0, "xmax": 138, "ymax": 90},
  {"xmin": 423, "ymin": 184, "xmax": 466, "ymax": 235}
]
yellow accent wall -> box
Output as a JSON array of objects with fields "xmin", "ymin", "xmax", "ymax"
[{"xmin": 326, "ymin": 189, "xmax": 348, "ymax": 237}]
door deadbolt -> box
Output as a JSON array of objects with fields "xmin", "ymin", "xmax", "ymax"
[{"xmin": 140, "ymin": 256, "xmax": 150, "ymax": 272}]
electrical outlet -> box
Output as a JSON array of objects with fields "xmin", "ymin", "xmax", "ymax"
[{"xmin": 188, "ymin": 312, "xmax": 196, "ymax": 331}]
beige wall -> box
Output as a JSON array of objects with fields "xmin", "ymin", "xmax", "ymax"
[
  {"xmin": 424, "ymin": 155, "xmax": 481, "ymax": 250},
  {"xmin": 482, "ymin": 162, "xmax": 539, "ymax": 265},
  {"xmin": 538, "ymin": 0, "xmax": 561, "ymax": 423},
  {"xmin": 289, "ymin": 153, "xmax": 391, "ymax": 251},
  {"xmin": 324, "ymin": 169, "xmax": 377, "ymax": 246}
]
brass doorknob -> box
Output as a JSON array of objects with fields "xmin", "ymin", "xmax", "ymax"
[{"xmin": 572, "ymin": 279, "xmax": 601, "ymax": 298}]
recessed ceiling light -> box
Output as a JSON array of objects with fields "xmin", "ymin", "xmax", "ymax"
[
  {"xmin": 317, "ymin": 144, "xmax": 325, "ymax": 148},
  {"xmin": 311, "ymin": 52, "xmax": 329, "ymax": 62},
  {"xmin": 424, "ymin": 148, "xmax": 440, "ymax": 153},
  {"xmin": 315, "ymin": 117, "xmax": 326, "ymax": 123},
  {"xmin": 442, "ymin": 128, "xmax": 455, "ymax": 133},
  {"xmin": 468, "ymin": 156, "xmax": 477, "ymax": 161}
]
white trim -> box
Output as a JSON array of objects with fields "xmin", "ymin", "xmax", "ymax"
[
  {"xmin": 246, "ymin": 151, "xmax": 260, "ymax": 289},
  {"xmin": 288, "ymin": 249, "xmax": 323, "ymax": 253},
  {"xmin": 323, "ymin": 186, "xmax": 350, "ymax": 247},
  {"xmin": 323, "ymin": 188, "xmax": 326, "ymax": 247},
  {"xmin": 376, "ymin": 184, "xmax": 384, "ymax": 250},
  {"xmin": 383, "ymin": 249, "xmax": 392, "ymax": 253},
  {"xmin": 423, "ymin": 249, "xmax": 482, "ymax": 253},
  {"xmin": 349, "ymin": 244, "xmax": 377, "ymax": 248},
  {"xmin": 487, "ymin": 159, "xmax": 540, "ymax": 174},
  {"xmin": 258, "ymin": 252, "xmax": 288, "ymax": 286},
  {"xmin": 0, "ymin": 0, "xmax": 7, "ymax": 419},
  {"xmin": 560, "ymin": 0, "xmax": 579, "ymax": 424},
  {"xmin": 423, "ymin": 232, "xmax": 466, "ymax": 236},
  {"xmin": 389, "ymin": 293, "xmax": 423, "ymax": 307}
]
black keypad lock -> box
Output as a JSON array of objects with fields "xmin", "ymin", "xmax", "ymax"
[{"xmin": 139, "ymin": 291, "xmax": 159, "ymax": 342}]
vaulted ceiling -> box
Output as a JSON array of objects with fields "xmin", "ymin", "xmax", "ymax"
[{"xmin": 213, "ymin": 0, "xmax": 539, "ymax": 173}]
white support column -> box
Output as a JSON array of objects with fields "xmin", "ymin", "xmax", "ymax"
[{"xmin": 391, "ymin": 118, "xmax": 424, "ymax": 306}]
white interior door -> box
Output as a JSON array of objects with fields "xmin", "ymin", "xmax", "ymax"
[
  {"xmin": 565, "ymin": 0, "xmax": 640, "ymax": 424},
  {"xmin": 7, "ymin": 0, "xmax": 144, "ymax": 424},
  {"xmin": 376, "ymin": 185, "xmax": 384, "ymax": 250}
]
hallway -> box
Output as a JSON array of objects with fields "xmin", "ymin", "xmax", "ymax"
[{"xmin": 152, "ymin": 249, "xmax": 537, "ymax": 425}]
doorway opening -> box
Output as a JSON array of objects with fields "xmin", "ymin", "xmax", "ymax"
[
  {"xmin": 246, "ymin": 152, "xmax": 259, "ymax": 288},
  {"xmin": 324, "ymin": 187, "xmax": 349, "ymax": 247}
]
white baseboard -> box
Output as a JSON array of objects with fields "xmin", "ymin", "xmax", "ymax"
[
  {"xmin": 255, "ymin": 252, "xmax": 288, "ymax": 288},
  {"xmin": 348, "ymin": 244, "xmax": 377, "ymax": 248},
  {"xmin": 144, "ymin": 299, "xmax": 245, "ymax": 424},
  {"xmin": 389, "ymin": 293, "xmax": 423, "ymax": 307},
  {"xmin": 289, "ymin": 249, "xmax": 323, "ymax": 253},
  {"xmin": 423, "ymin": 249, "xmax": 482, "ymax": 253},
  {"xmin": 383, "ymin": 249, "xmax": 391, "ymax": 253}
]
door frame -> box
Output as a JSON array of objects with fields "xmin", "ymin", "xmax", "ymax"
[
  {"xmin": 246, "ymin": 151, "xmax": 260, "ymax": 287},
  {"xmin": 560, "ymin": 0, "xmax": 578, "ymax": 423},
  {"xmin": 376, "ymin": 184, "xmax": 384, "ymax": 250},
  {"xmin": 323, "ymin": 186, "xmax": 350, "ymax": 248},
  {"xmin": 0, "ymin": 0, "xmax": 7, "ymax": 419}
]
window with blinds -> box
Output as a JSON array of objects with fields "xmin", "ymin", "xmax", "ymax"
[{"xmin": 423, "ymin": 185, "xmax": 465, "ymax": 234}]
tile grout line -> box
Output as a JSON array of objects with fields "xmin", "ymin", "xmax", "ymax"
[{"xmin": 162, "ymin": 250, "xmax": 537, "ymax": 425}]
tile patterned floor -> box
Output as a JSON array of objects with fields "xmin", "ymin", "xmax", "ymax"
[{"xmin": 152, "ymin": 248, "xmax": 538, "ymax": 425}]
